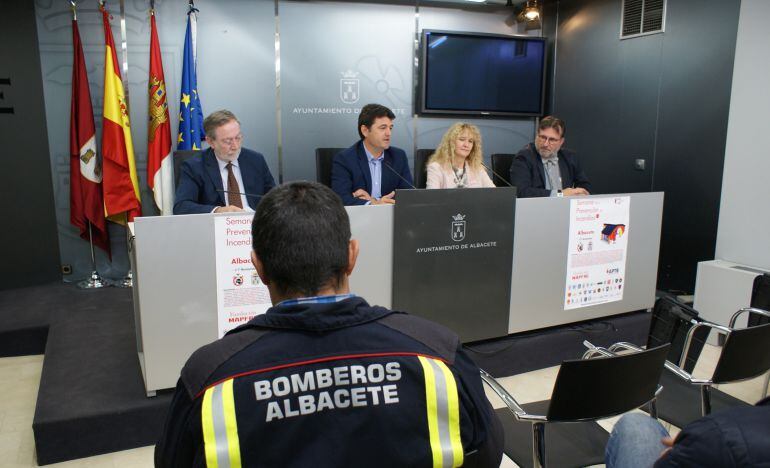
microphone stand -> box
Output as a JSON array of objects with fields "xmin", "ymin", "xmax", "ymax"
[
  {"xmin": 480, "ymin": 160, "xmax": 516, "ymax": 188},
  {"xmin": 77, "ymin": 222, "xmax": 107, "ymax": 289},
  {"xmin": 383, "ymin": 160, "xmax": 417, "ymax": 190}
]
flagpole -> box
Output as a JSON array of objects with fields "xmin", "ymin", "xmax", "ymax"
[
  {"xmin": 78, "ymin": 222, "xmax": 108, "ymax": 289},
  {"xmin": 70, "ymin": 0, "xmax": 107, "ymax": 290},
  {"xmin": 111, "ymin": 0, "xmax": 134, "ymax": 289}
]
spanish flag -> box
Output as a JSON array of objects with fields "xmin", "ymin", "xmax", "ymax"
[{"xmin": 100, "ymin": 4, "xmax": 141, "ymax": 224}]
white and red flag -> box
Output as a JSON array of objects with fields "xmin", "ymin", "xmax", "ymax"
[{"xmin": 70, "ymin": 16, "xmax": 110, "ymax": 254}]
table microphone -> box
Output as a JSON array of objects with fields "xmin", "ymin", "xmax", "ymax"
[
  {"xmin": 216, "ymin": 189, "xmax": 265, "ymax": 200},
  {"xmin": 383, "ymin": 160, "xmax": 417, "ymax": 190},
  {"xmin": 480, "ymin": 161, "xmax": 515, "ymax": 188}
]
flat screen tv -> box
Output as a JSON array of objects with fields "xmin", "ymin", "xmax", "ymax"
[{"xmin": 419, "ymin": 30, "xmax": 546, "ymax": 117}]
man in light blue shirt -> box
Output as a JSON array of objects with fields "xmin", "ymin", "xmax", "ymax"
[{"xmin": 331, "ymin": 103, "xmax": 414, "ymax": 206}]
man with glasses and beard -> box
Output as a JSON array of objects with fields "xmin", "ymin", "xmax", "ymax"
[
  {"xmin": 173, "ymin": 109, "xmax": 276, "ymax": 214},
  {"xmin": 510, "ymin": 116, "xmax": 591, "ymax": 198}
]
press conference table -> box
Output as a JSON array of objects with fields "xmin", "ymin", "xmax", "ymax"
[{"xmin": 131, "ymin": 191, "xmax": 663, "ymax": 394}]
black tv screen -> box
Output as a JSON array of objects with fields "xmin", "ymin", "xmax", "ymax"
[{"xmin": 419, "ymin": 30, "xmax": 546, "ymax": 117}]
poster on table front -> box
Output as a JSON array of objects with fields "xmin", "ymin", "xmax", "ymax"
[
  {"xmin": 564, "ymin": 196, "xmax": 630, "ymax": 310},
  {"xmin": 214, "ymin": 215, "xmax": 272, "ymax": 337}
]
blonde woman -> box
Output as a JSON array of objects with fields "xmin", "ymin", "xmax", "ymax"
[{"xmin": 426, "ymin": 123, "xmax": 495, "ymax": 189}]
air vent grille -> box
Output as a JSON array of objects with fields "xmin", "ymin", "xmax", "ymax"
[{"xmin": 622, "ymin": 0, "xmax": 665, "ymax": 39}]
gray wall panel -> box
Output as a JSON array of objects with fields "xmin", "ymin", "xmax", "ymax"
[
  {"xmin": 716, "ymin": 0, "xmax": 770, "ymax": 270},
  {"xmin": 195, "ymin": 1, "xmax": 278, "ymax": 175},
  {"xmin": 280, "ymin": 1, "xmax": 415, "ymax": 182}
]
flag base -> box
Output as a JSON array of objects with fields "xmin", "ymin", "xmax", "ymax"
[
  {"xmin": 77, "ymin": 270, "xmax": 108, "ymax": 289},
  {"xmin": 114, "ymin": 269, "xmax": 133, "ymax": 288}
]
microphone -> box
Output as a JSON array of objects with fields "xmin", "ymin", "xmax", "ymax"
[
  {"xmin": 215, "ymin": 189, "xmax": 266, "ymax": 208},
  {"xmin": 383, "ymin": 160, "xmax": 417, "ymax": 190},
  {"xmin": 480, "ymin": 160, "xmax": 515, "ymax": 188}
]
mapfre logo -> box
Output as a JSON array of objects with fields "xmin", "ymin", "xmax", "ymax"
[
  {"xmin": 340, "ymin": 70, "xmax": 359, "ymax": 104},
  {"xmin": 451, "ymin": 214, "xmax": 466, "ymax": 242}
]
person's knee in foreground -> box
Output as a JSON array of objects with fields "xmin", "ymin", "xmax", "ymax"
[
  {"xmin": 607, "ymin": 396, "xmax": 770, "ymax": 468},
  {"xmin": 605, "ymin": 413, "xmax": 669, "ymax": 468},
  {"xmin": 155, "ymin": 181, "xmax": 504, "ymax": 467}
]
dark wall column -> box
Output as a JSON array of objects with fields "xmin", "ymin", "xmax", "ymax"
[
  {"xmin": 551, "ymin": 0, "xmax": 740, "ymax": 292},
  {"xmin": 652, "ymin": 0, "xmax": 739, "ymax": 292},
  {"xmin": 0, "ymin": 2, "xmax": 61, "ymax": 289}
]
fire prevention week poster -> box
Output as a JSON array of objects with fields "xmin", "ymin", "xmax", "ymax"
[
  {"xmin": 214, "ymin": 215, "xmax": 272, "ymax": 337},
  {"xmin": 564, "ymin": 196, "xmax": 630, "ymax": 310}
]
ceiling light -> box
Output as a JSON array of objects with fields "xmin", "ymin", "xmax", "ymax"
[{"xmin": 523, "ymin": 0, "xmax": 540, "ymax": 21}]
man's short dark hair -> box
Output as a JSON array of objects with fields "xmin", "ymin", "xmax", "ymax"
[
  {"xmin": 251, "ymin": 182, "xmax": 351, "ymax": 297},
  {"xmin": 538, "ymin": 116, "xmax": 566, "ymax": 138},
  {"xmin": 357, "ymin": 103, "xmax": 396, "ymax": 139}
]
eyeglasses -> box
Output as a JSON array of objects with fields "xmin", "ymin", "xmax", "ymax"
[
  {"xmin": 537, "ymin": 134, "xmax": 562, "ymax": 145},
  {"xmin": 218, "ymin": 135, "xmax": 243, "ymax": 146}
]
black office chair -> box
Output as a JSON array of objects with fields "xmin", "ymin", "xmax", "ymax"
[
  {"xmin": 481, "ymin": 341, "xmax": 670, "ymax": 468},
  {"xmin": 173, "ymin": 150, "xmax": 201, "ymax": 185},
  {"xmin": 628, "ymin": 305, "xmax": 770, "ymax": 429},
  {"xmin": 413, "ymin": 148, "xmax": 434, "ymax": 189},
  {"xmin": 490, "ymin": 153, "xmax": 515, "ymax": 187},
  {"xmin": 749, "ymin": 274, "xmax": 770, "ymax": 397},
  {"xmin": 315, "ymin": 148, "xmax": 345, "ymax": 188},
  {"xmin": 748, "ymin": 273, "xmax": 770, "ymax": 326}
]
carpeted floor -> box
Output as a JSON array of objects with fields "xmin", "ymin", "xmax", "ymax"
[{"xmin": 0, "ymin": 283, "xmax": 173, "ymax": 465}]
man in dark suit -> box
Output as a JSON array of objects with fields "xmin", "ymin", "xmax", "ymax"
[
  {"xmin": 331, "ymin": 103, "xmax": 413, "ymax": 206},
  {"xmin": 510, "ymin": 116, "xmax": 591, "ymax": 198},
  {"xmin": 173, "ymin": 110, "xmax": 276, "ymax": 214}
]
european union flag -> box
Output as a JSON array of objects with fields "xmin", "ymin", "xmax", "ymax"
[{"xmin": 177, "ymin": 11, "xmax": 203, "ymax": 150}]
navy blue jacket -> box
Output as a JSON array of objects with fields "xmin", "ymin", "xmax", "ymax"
[
  {"xmin": 173, "ymin": 147, "xmax": 276, "ymax": 214},
  {"xmin": 155, "ymin": 297, "xmax": 503, "ymax": 468},
  {"xmin": 331, "ymin": 141, "xmax": 413, "ymax": 206},
  {"xmin": 655, "ymin": 397, "xmax": 770, "ymax": 467},
  {"xmin": 510, "ymin": 143, "xmax": 591, "ymax": 198}
]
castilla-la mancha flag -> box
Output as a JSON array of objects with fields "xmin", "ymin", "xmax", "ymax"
[
  {"xmin": 100, "ymin": 4, "xmax": 141, "ymax": 223},
  {"xmin": 70, "ymin": 17, "xmax": 110, "ymax": 255},
  {"xmin": 146, "ymin": 10, "xmax": 173, "ymax": 215}
]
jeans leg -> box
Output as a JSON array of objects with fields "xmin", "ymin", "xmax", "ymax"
[{"xmin": 605, "ymin": 413, "xmax": 669, "ymax": 468}]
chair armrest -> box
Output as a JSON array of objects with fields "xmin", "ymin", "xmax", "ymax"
[
  {"xmin": 582, "ymin": 340, "xmax": 615, "ymax": 359},
  {"xmin": 607, "ymin": 341, "xmax": 644, "ymax": 353},
  {"xmin": 622, "ymin": 323, "xmax": 715, "ymax": 385},
  {"xmin": 479, "ymin": 369, "xmax": 547, "ymax": 422},
  {"xmin": 729, "ymin": 307, "xmax": 770, "ymax": 328},
  {"xmin": 680, "ymin": 320, "xmax": 730, "ymax": 370}
]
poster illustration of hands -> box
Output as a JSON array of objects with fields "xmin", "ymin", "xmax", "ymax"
[
  {"xmin": 564, "ymin": 196, "xmax": 630, "ymax": 310},
  {"xmin": 214, "ymin": 215, "xmax": 272, "ymax": 337}
]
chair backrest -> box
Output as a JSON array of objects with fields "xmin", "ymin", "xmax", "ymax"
[
  {"xmin": 712, "ymin": 322, "xmax": 770, "ymax": 383},
  {"xmin": 315, "ymin": 148, "xmax": 345, "ymax": 188},
  {"xmin": 749, "ymin": 273, "xmax": 770, "ymax": 326},
  {"xmin": 547, "ymin": 344, "xmax": 670, "ymax": 422},
  {"xmin": 173, "ymin": 150, "xmax": 202, "ymax": 185},
  {"xmin": 490, "ymin": 153, "xmax": 515, "ymax": 187},
  {"xmin": 413, "ymin": 148, "xmax": 434, "ymax": 189},
  {"xmin": 647, "ymin": 296, "xmax": 709, "ymax": 373}
]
